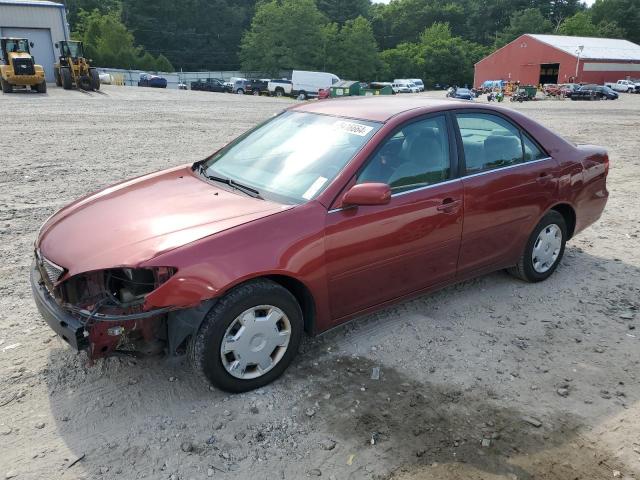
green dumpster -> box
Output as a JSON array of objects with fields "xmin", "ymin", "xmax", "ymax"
[
  {"xmin": 330, "ymin": 80, "xmax": 361, "ymax": 97},
  {"xmin": 362, "ymin": 82, "xmax": 394, "ymax": 96}
]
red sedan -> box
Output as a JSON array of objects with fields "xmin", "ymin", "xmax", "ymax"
[{"xmin": 31, "ymin": 97, "xmax": 609, "ymax": 392}]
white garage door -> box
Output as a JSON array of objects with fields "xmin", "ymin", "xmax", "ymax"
[{"xmin": 1, "ymin": 27, "xmax": 55, "ymax": 81}]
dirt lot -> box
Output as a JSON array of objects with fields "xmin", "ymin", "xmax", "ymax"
[{"xmin": 1, "ymin": 86, "xmax": 639, "ymax": 480}]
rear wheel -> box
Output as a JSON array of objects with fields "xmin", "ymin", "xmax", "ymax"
[
  {"xmin": 508, "ymin": 210, "xmax": 567, "ymax": 282},
  {"xmin": 253, "ymin": 89, "xmax": 260, "ymax": 96},
  {"xmin": 54, "ymin": 68, "xmax": 62, "ymax": 87},
  {"xmin": 90, "ymin": 69, "xmax": 100, "ymax": 90},
  {"xmin": 0, "ymin": 77, "xmax": 12, "ymax": 93},
  {"xmin": 188, "ymin": 279, "xmax": 303, "ymax": 392},
  {"xmin": 275, "ymin": 88, "xmax": 284, "ymax": 97},
  {"xmin": 61, "ymin": 67, "xmax": 72, "ymax": 90},
  {"xmin": 236, "ymin": 88, "xmax": 244, "ymax": 95}
]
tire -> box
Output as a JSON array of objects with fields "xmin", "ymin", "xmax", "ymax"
[
  {"xmin": 79, "ymin": 75, "xmax": 92, "ymax": 90},
  {"xmin": 188, "ymin": 279, "xmax": 303, "ymax": 393},
  {"xmin": 61, "ymin": 67, "xmax": 72, "ymax": 90},
  {"xmin": 275, "ymin": 88, "xmax": 284, "ymax": 97},
  {"xmin": 298, "ymin": 91, "xmax": 307, "ymax": 100},
  {"xmin": 35, "ymin": 80, "xmax": 47, "ymax": 93},
  {"xmin": 90, "ymin": 69, "xmax": 100, "ymax": 91},
  {"xmin": 508, "ymin": 210, "xmax": 567, "ymax": 283},
  {"xmin": 253, "ymin": 89, "xmax": 260, "ymax": 96},
  {"xmin": 236, "ymin": 88, "xmax": 244, "ymax": 95},
  {"xmin": 0, "ymin": 77, "xmax": 12, "ymax": 93},
  {"xmin": 54, "ymin": 69, "xmax": 62, "ymax": 87}
]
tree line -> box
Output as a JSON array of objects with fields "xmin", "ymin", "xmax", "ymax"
[{"xmin": 63, "ymin": 0, "xmax": 640, "ymax": 86}]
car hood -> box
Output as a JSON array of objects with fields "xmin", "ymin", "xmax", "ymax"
[{"xmin": 37, "ymin": 165, "xmax": 290, "ymax": 277}]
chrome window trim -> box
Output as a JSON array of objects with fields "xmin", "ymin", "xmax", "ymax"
[{"xmin": 462, "ymin": 156, "xmax": 552, "ymax": 179}]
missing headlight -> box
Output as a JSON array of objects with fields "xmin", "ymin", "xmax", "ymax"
[{"xmin": 107, "ymin": 267, "xmax": 173, "ymax": 306}]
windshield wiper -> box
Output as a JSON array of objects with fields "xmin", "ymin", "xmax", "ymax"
[{"xmin": 197, "ymin": 165, "xmax": 262, "ymax": 199}]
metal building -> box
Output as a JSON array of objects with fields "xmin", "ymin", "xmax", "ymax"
[
  {"xmin": 0, "ymin": 0, "xmax": 69, "ymax": 81},
  {"xmin": 474, "ymin": 34, "xmax": 640, "ymax": 87}
]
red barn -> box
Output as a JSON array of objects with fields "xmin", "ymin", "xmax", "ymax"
[{"xmin": 474, "ymin": 34, "xmax": 640, "ymax": 87}]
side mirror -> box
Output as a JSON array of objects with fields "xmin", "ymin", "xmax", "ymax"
[
  {"xmin": 342, "ymin": 183, "xmax": 391, "ymax": 207},
  {"xmin": 30, "ymin": 42, "xmax": 34, "ymax": 48},
  {"xmin": 55, "ymin": 43, "xmax": 59, "ymax": 49}
]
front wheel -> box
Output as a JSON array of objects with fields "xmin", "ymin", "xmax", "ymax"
[
  {"xmin": 35, "ymin": 80, "xmax": 47, "ymax": 93},
  {"xmin": 188, "ymin": 279, "xmax": 303, "ymax": 392},
  {"xmin": 1, "ymin": 77, "xmax": 13, "ymax": 93},
  {"xmin": 508, "ymin": 210, "xmax": 566, "ymax": 282}
]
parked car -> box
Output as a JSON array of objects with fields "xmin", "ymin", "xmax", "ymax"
[
  {"xmin": 392, "ymin": 81, "xmax": 413, "ymax": 93},
  {"xmin": 571, "ymin": 84, "xmax": 618, "ymax": 100},
  {"xmin": 317, "ymin": 87, "xmax": 331, "ymax": 99},
  {"xmin": 191, "ymin": 78, "xmax": 226, "ymax": 92},
  {"xmin": 604, "ymin": 79, "xmax": 639, "ymax": 93},
  {"xmin": 453, "ymin": 87, "xmax": 474, "ymax": 100},
  {"xmin": 572, "ymin": 85, "xmax": 618, "ymax": 100},
  {"xmin": 245, "ymin": 79, "xmax": 270, "ymax": 96},
  {"xmin": 558, "ymin": 83, "xmax": 580, "ymax": 98},
  {"xmin": 229, "ymin": 78, "xmax": 250, "ymax": 94},
  {"xmin": 31, "ymin": 97, "xmax": 609, "ymax": 392},
  {"xmin": 394, "ymin": 79, "xmax": 419, "ymax": 93},
  {"xmin": 408, "ymin": 78, "xmax": 425, "ymax": 91},
  {"xmin": 138, "ymin": 73, "xmax": 167, "ymax": 89}
]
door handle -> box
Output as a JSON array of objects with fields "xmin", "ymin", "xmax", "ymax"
[{"xmin": 436, "ymin": 198, "xmax": 462, "ymax": 212}]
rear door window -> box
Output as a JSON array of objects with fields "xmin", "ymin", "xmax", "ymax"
[{"xmin": 456, "ymin": 113, "xmax": 524, "ymax": 174}]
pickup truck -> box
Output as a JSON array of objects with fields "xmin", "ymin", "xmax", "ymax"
[
  {"xmin": 604, "ymin": 80, "xmax": 640, "ymax": 93},
  {"xmin": 268, "ymin": 79, "xmax": 293, "ymax": 97},
  {"xmin": 191, "ymin": 78, "xmax": 226, "ymax": 92}
]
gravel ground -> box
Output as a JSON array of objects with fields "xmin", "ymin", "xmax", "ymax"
[{"xmin": 0, "ymin": 86, "xmax": 639, "ymax": 480}]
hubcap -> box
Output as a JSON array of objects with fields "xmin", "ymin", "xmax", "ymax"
[
  {"xmin": 532, "ymin": 224, "xmax": 562, "ymax": 273},
  {"xmin": 220, "ymin": 305, "xmax": 291, "ymax": 380}
]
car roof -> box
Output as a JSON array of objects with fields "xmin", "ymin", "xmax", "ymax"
[{"xmin": 290, "ymin": 96, "xmax": 475, "ymax": 122}]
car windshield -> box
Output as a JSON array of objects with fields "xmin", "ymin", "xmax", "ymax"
[{"xmin": 201, "ymin": 111, "xmax": 381, "ymax": 204}]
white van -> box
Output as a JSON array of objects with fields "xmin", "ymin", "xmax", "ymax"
[
  {"xmin": 409, "ymin": 78, "xmax": 424, "ymax": 91},
  {"xmin": 393, "ymin": 79, "xmax": 418, "ymax": 93},
  {"xmin": 292, "ymin": 70, "xmax": 340, "ymax": 99}
]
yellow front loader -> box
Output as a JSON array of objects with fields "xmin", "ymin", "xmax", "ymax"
[
  {"xmin": 54, "ymin": 40, "xmax": 100, "ymax": 91},
  {"xmin": 0, "ymin": 38, "xmax": 47, "ymax": 93}
]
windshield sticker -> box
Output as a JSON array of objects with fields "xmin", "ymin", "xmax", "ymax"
[
  {"xmin": 302, "ymin": 177, "xmax": 328, "ymax": 200},
  {"xmin": 334, "ymin": 121, "xmax": 373, "ymax": 137}
]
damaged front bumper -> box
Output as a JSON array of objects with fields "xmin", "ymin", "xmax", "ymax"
[
  {"xmin": 31, "ymin": 262, "xmax": 215, "ymax": 359},
  {"xmin": 31, "ymin": 261, "xmax": 90, "ymax": 351}
]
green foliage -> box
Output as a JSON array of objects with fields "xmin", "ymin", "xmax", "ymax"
[
  {"xmin": 62, "ymin": 0, "xmax": 120, "ymax": 29},
  {"xmin": 73, "ymin": 10, "xmax": 174, "ymax": 71},
  {"xmin": 591, "ymin": 0, "xmax": 640, "ymax": 44},
  {"xmin": 316, "ymin": 0, "xmax": 370, "ymax": 24},
  {"xmin": 329, "ymin": 17, "xmax": 382, "ymax": 80},
  {"xmin": 557, "ymin": 10, "xmax": 625, "ymax": 37},
  {"xmin": 240, "ymin": 0, "xmax": 328, "ymax": 75},
  {"xmin": 494, "ymin": 8, "xmax": 554, "ymax": 47},
  {"xmin": 379, "ymin": 23, "xmax": 488, "ymax": 87},
  {"xmin": 121, "ymin": 0, "xmax": 255, "ymax": 71}
]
